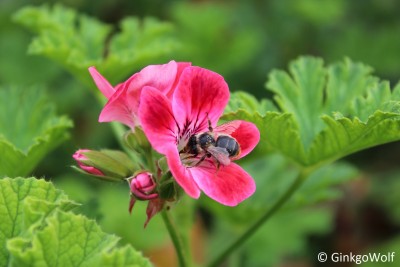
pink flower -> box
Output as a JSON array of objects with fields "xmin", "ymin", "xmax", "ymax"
[
  {"xmin": 89, "ymin": 61, "xmax": 191, "ymax": 129},
  {"xmin": 128, "ymin": 172, "xmax": 161, "ymax": 227},
  {"xmin": 73, "ymin": 149, "xmax": 104, "ymax": 176},
  {"xmin": 138, "ymin": 66, "xmax": 260, "ymax": 206}
]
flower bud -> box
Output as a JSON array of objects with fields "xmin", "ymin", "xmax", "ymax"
[
  {"xmin": 129, "ymin": 172, "xmax": 158, "ymax": 200},
  {"xmin": 73, "ymin": 149, "xmax": 104, "ymax": 176},
  {"xmin": 72, "ymin": 149, "xmax": 136, "ymax": 181},
  {"xmin": 128, "ymin": 172, "xmax": 159, "ymax": 215},
  {"xmin": 123, "ymin": 128, "xmax": 151, "ymax": 152}
]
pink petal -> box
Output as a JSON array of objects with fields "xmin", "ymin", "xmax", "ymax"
[
  {"xmin": 190, "ymin": 161, "xmax": 256, "ymax": 206},
  {"xmin": 214, "ymin": 120, "xmax": 260, "ymax": 160},
  {"xmin": 166, "ymin": 62, "xmax": 192, "ymax": 99},
  {"xmin": 138, "ymin": 87, "xmax": 179, "ymax": 154},
  {"xmin": 166, "ymin": 148, "xmax": 201, "ymax": 199},
  {"xmin": 99, "ymin": 84, "xmax": 136, "ymax": 128},
  {"xmin": 73, "ymin": 149, "xmax": 105, "ymax": 176},
  {"xmin": 79, "ymin": 164, "xmax": 104, "ymax": 176},
  {"xmin": 127, "ymin": 61, "xmax": 178, "ymax": 94},
  {"xmin": 172, "ymin": 67, "xmax": 230, "ymax": 133},
  {"xmin": 125, "ymin": 61, "xmax": 191, "ymax": 106},
  {"xmin": 88, "ymin": 67, "xmax": 115, "ymax": 99}
]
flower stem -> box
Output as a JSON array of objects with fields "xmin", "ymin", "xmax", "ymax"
[
  {"xmin": 207, "ymin": 169, "xmax": 310, "ymax": 267},
  {"xmin": 161, "ymin": 209, "xmax": 189, "ymax": 267}
]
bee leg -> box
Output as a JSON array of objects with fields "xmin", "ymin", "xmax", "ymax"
[
  {"xmin": 215, "ymin": 161, "xmax": 221, "ymax": 174},
  {"xmin": 190, "ymin": 154, "xmax": 207, "ymax": 168},
  {"xmin": 206, "ymin": 112, "xmax": 213, "ymax": 132}
]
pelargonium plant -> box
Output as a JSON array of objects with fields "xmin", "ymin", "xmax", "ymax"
[
  {"xmin": 9, "ymin": 5, "xmax": 400, "ymax": 267},
  {"xmin": 74, "ymin": 61, "xmax": 260, "ymax": 226}
]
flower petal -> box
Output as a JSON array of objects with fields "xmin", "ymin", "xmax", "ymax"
[
  {"xmin": 99, "ymin": 85, "xmax": 136, "ymax": 128},
  {"xmin": 214, "ymin": 120, "xmax": 260, "ymax": 159},
  {"xmin": 125, "ymin": 61, "xmax": 191, "ymax": 104},
  {"xmin": 126, "ymin": 60, "xmax": 190, "ymax": 95},
  {"xmin": 88, "ymin": 67, "xmax": 115, "ymax": 99},
  {"xmin": 172, "ymin": 67, "xmax": 230, "ymax": 133},
  {"xmin": 190, "ymin": 161, "xmax": 256, "ymax": 206},
  {"xmin": 139, "ymin": 87, "xmax": 178, "ymax": 154},
  {"xmin": 166, "ymin": 148, "xmax": 201, "ymax": 199}
]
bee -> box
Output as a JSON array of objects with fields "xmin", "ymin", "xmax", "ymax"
[{"xmin": 183, "ymin": 121, "xmax": 240, "ymax": 167}]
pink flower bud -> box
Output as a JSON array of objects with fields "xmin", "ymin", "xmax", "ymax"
[
  {"xmin": 129, "ymin": 172, "xmax": 158, "ymax": 200},
  {"xmin": 128, "ymin": 172, "xmax": 159, "ymax": 217},
  {"xmin": 73, "ymin": 149, "xmax": 104, "ymax": 176}
]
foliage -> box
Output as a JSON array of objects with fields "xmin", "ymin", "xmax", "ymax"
[
  {"xmin": 203, "ymin": 153, "xmax": 357, "ymax": 266},
  {"xmin": 170, "ymin": 2, "xmax": 263, "ymax": 76},
  {"xmin": 224, "ymin": 57, "xmax": 400, "ymax": 168},
  {"xmin": 13, "ymin": 4, "xmax": 179, "ymax": 87},
  {"xmin": 212, "ymin": 208, "xmax": 332, "ymax": 267},
  {"xmin": 201, "ymin": 153, "xmax": 358, "ymax": 224},
  {"xmin": 55, "ymin": 176, "xmax": 170, "ymax": 250},
  {"xmin": 0, "ymin": 177, "xmax": 152, "ymax": 267},
  {"xmin": 0, "ymin": 86, "xmax": 72, "ymax": 178},
  {"xmin": 4, "ymin": 1, "xmax": 400, "ymax": 266}
]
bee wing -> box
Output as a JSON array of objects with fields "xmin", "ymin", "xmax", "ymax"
[
  {"xmin": 214, "ymin": 121, "xmax": 240, "ymax": 135},
  {"xmin": 207, "ymin": 146, "xmax": 231, "ymax": 166}
]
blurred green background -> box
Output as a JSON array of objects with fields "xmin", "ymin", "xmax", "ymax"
[{"xmin": 1, "ymin": 0, "xmax": 400, "ymax": 266}]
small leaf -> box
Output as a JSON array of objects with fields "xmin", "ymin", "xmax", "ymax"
[{"xmin": 0, "ymin": 86, "xmax": 72, "ymax": 177}]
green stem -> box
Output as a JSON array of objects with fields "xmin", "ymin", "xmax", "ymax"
[
  {"xmin": 207, "ymin": 169, "xmax": 310, "ymax": 267},
  {"xmin": 161, "ymin": 210, "xmax": 189, "ymax": 267}
]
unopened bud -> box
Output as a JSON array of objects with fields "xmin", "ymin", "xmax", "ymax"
[
  {"xmin": 123, "ymin": 128, "xmax": 151, "ymax": 152},
  {"xmin": 129, "ymin": 172, "xmax": 158, "ymax": 200},
  {"xmin": 72, "ymin": 149, "xmax": 137, "ymax": 181},
  {"xmin": 128, "ymin": 171, "xmax": 158, "ymax": 214},
  {"xmin": 73, "ymin": 149, "xmax": 104, "ymax": 176}
]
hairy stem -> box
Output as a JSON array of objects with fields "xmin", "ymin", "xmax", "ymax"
[
  {"xmin": 207, "ymin": 169, "xmax": 310, "ymax": 267},
  {"xmin": 161, "ymin": 210, "xmax": 190, "ymax": 267}
]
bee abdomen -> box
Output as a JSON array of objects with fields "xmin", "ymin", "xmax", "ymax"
[{"xmin": 216, "ymin": 136, "xmax": 239, "ymax": 157}]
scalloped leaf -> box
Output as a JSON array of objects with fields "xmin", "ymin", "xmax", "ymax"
[
  {"xmin": 13, "ymin": 4, "xmax": 179, "ymax": 87},
  {"xmin": 224, "ymin": 91, "xmax": 276, "ymax": 116},
  {"xmin": 0, "ymin": 86, "xmax": 72, "ymax": 177},
  {"xmin": 0, "ymin": 177, "xmax": 152, "ymax": 267},
  {"xmin": 224, "ymin": 57, "xmax": 400, "ymax": 167},
  {"xmin": 0, "ymin": 177, "xmax": 77, "ymax": 265}
]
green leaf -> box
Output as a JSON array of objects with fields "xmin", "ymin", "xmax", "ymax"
[
  {"xmin": 13, "ymin": 4, "xmax": 179, "ymax": 87},
  {"xmin": 0, "ymin": 177, "xmax": 76, "ymax": 265},
  {"xmin": 0, "ymin": 177, "xmax": 152, "ymax": 267},
  {"xmin": 224, "ymin": 91, "xmax": 276, "ymax": 116},
  {"xmin": 0, "ymin": 86, "xmax": 72, "ymax": 177},
  {"xmin": 224, "ymin": 57, "xmax": 400, "ymax": 167},
  {"xmin": 54, "ymin": 176, "xmax": 169, "ymax": 251}
]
